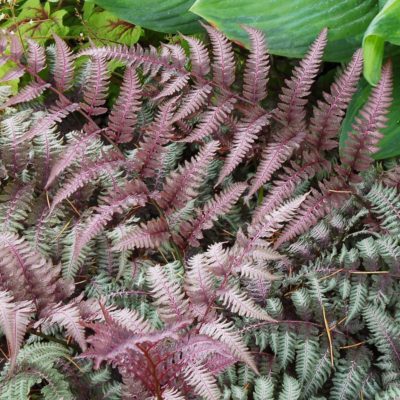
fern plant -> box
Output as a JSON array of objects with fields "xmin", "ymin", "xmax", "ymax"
[{"xmin": 0, "ymin": 24, "xmax": 399, "ymax": 400}]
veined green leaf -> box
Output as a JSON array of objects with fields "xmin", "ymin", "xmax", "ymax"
[
  {"xmin": 91, "ymin": 0, "xmax": 201, "ymax": 34},
  {"xmin": 190, "ymin": 0, "xmax": 378, "ymax": 61},
  {"xmin": 363, "ymin": 0, "xmax": 400, "ymax": 85}
]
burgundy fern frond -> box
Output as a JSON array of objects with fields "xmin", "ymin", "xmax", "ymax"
[
  {"xmin": 53, "ymin": 34, "xmax": 75, "ymax": 92},
  {"xmin": 157, "ymin": 140, "xmax": 219, "ymax": 213},
  {"xmin": 0, "ymin": 67, "xmax": 24, "ymax": 83},
  {"xmin": 242, "ymin": 26, "xmax": 270, "ymax": 103},
  {"xmin": 43, "ymin": 303, "xmax": 87, "ymax": 350},
  {"xmin": 172, "ymin": 84, "xmax": 212, "ymax": 123},
  {"xmin": 181, "ymin": 95, "xmax": 236, "ymax": 142},
  {"xmin": 247, "ymin": 128, "xmax": 306, "ymax": 199},
  {"xmin": 307, "ymin": 48, "xmax": 363, "ymax": 151},
  {"xmin": 112, "ymin": 217, "xmax": 170, "ymax": 251},
  {"xmin": 0, "ymin": 181, "xmax": 33, "ymax": 233},
  {"xmin": 185, "ymin": 254, "xmax": 215, "ymax": 318},
  {"xmin": 49, "ymin": 152, "xmax": 128, "ymax": 214},
  {"xmin": 162, "ymin": 388, "xmax": 185, "ymax": 400},
  {"xmin": 219, "ymin": 285, "xmax": 273, "ymax": 320},
  {"xmin": 0, "ymin": 290, "xmax": 34, "ymax": 373},
  {"xmin": 45, "ymin": 130, "xmax": 100, "ymax": 189},
  {"xmin": 147, "ymin": 264, "xmax": 191, "ymax": 324},
  {"xmin": 81, "ymin": 56, "xmax": 110, "ymax": 116},
  {"xmin": 26, "ymin": 39, "xmax": 46, "ymax": 75},
  {"xmin": 19, "ymin": 102, "xmax": 79, "ymax": 143},
  {"xmin": 108, "ymin": 67, "xmax": 142, "ymax": 143},
  {"xmin": 182, "ymin": 35, "xmax": 211, "ymax": 78},
  {"xmin": 183, "ymin": 363, "xmax": 221, "ymax": 400},
  {"xmin": 274, "ymin": 178, "xmax": 349, "ymax": 248},
  {"xmin": 10, "ymin": 35, "xmax": 23, "ymax": 60},
  {"xmin": 274, "ymin": 28, "xmax": 328, "ymax": 129},
  {"xmin": 200, "ymin": 317, "xmax": 258, "ymax": 373},
  {"xmin": 179, "ymin": 183, "xmax": 246, "ymax": 247},
  {"xmin": 217, "ymin": 110, "xmax": 269, "ymax": 185},
  {"xmin": 252, "ymin": 152, "xmax": 329, "ymax": 221},
  {"xmin": 153, "ymin": 74, "xmax": 190, "ymax": 101},
  {"xmin": 133, "ymin": 97, "xmax": 178, "ymax": 178},
  {"xmin": 0, "ymin": 232, "xmax": 63, "ymax": 308},
  {"xmin": 107, "ymin": 307, "xmax": 154, "ymax": 334},
  {"xmin": 340, "ymin": 60, "xmax": 393, "ymax": 183},
  {"xmin": 203, "ymin": 23, "xmax": 235, "ymax": 88},
  {"xmin": 2, "ymin": 82, "xmax": 50, "ymax": 108},
  {"xmin": 72, "ymin": 183, "xmax": 148, "ymax": 261}
]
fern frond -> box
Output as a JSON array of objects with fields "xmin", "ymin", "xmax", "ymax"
[
  {"xmin": 71, "ymin": 183, "xmax": 148, "ymax": 261},
  {"xmin": 45, "ymin": 130, "xmax": 101, "ymax": 189},
  {"xmin": 108, "ymin": 67, "xmax": 141, "ymax": 143},
  {"xmin": 185, "ymin": 253, "xmax": 215, "ymax": 318},
  {"xmin": 252, "ymin": 153, "xmax": 328, "ymax": 221},
  {"xmin": 184, "ymin": 362, "xmax": 221, "ymax": 400},
  {"xmin": 182, "ymin": 34, "xmax": 210, "ymax": 78},
  {"xmin": 2, "ymin": 82, "xmax": 50, "ymax": 108},
  {"xmin": 246, "ymin": 128, "xmax": 306, "ymax": 198},
  {"xmin": 112, "ymin": 217, "xmax": 170, "ymax": 251},
  {"xmin": 0, "ymin": 290, "xmax": 34, "ymax": 372},
  {"xmin": 329, "ymin": 352, "xmax": 370, "ymax": 400},
  {"xmin": 181, "ymin": 95, "xmax": 236, "ymax": 142},
  {"xmin": 219, "ymin": 285, "xmax": 273, "ymax": 321},
  {"xmin": 346, "ymin": 276, "xmax": 367, "ymax": 323},
  {"xmin": 308, "ymin": 48, "xmax": 363, "ymax": 150},
  {"xmin": 366, "ymin": 183, "xmax": 400, "ymax": 235},
  {"xmin": 26, "ymin": 39, "xmax": 46, "ymax": 75},
  {"xmin": 20, "ymin": 102, "xmax": 79, "ymax": 143},
  {"xmin": 217, "ymin": 111, "xmax": 269, "ymax": 185},
  {"xmin": 162, "ymin": 387, "xmax": 186, "ymax": 400},
  {"xmin": 0, "ymin": 232, "xmax": 63, "ymax": 307},
  {"xmin": 254, "ymin": 376, "xmax": 274, "ymax": 400},
  {"xmin": 172, "ymin": 84, "xmax": 212, "ymax": 122},
  {"xmin": 278, "ymin": 374, "xmax": 301, "ymax": 400},
  {"xmin": 277, "ymin": 328, "xmax": 297, "ymax": 368},
  {"xmin": 147, "ymin": 264, "xmax": 190, "ymax": 323},
  {"xmin": 200, "ymin": 318, "xmax": 257, "ymax": 373},
  {"xmin": 274, "ymin": 28, "xmax": 327, "ymax": 129},
  {"xmin": 340, "ymin": 61, "xmax": 392, "ymax": 182},
  {"xmin": 0, "ymin": 109, "xmax": 32, "ymax": 176},
  {"xmin": 0, "ymin": 181, "xmax": 33, "ymax": 233},
  {"xmin": 295, "ymin": 330, "xmax": 320, "ymax": 384},
  {"xmin": 42, "ymin": 302, "xmax": 86, "ymax": 350},
  {"xmin": 53, "ymin": 34, "xmax": 75, "ymax": 92},
  {"xmin": 180, "ymin": 183, "xmax": 246, "ymax": 247},
  {"xmin": 81, "ymin": 57, "xmax": 109, "ymax": 116},
  {"xmin": 242, "ymin": 27, "xmax": 270, "ymax": 103},
  {"xmin": 157, "ymin": 140, "xmax": 219, "ymax": 212},
  {"xmin": 275, "ymin": 179, "xmax": 348, "ymax": 248},
  {"xmin": 133, "ymin": 97, "xmax": 177, "ymax": 178},
  {"xmin": 49, "ymin": 152, "xmax": 127, "ymax": 214},
  {"xmin": 203, "ymin": 23, "xmax": 235, "ymax": 88}
]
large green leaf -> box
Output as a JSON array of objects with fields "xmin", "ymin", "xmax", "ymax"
[
  {"xmin": 340, "ymin": 57, "xmax": 400, "ymax": 160},
  {"xmin": 190, "ymin": 0, "xmax": 379, "ymax": 61},
  {"xmin": 363, "ymin": 0, "xmax": 400, "ymax": 85},
  {"xmin": 91, "ymin": 0, "xmax": 201, "ymax": 34}
]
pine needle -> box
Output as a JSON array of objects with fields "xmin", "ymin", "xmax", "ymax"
[{"xmin": 322, "ymin": 303, "xmax": 334, "ymax": 367}]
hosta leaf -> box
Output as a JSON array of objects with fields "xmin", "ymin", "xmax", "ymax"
[
  {"xmin": 83, "ymin": 9, "xmax": 142, "ymax": 45},
  {"xmin": 340, "ymin": 57, "xmax": 400, "ymax": 160},
  {"xmin": 190, "ymin": 0, "xmax": 378, "ymax": 61},
  {"xmin": 91, "ymin": 0, "xmax": 201, "ymax": 34},
  {"xmin": 363, "ymin": 0, "xmax": 400, "ymax": 85}
]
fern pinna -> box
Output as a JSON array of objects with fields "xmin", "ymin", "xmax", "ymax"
[{"xmin": 0, "ymin": 24, "xmax": 399, "ymax": 400}]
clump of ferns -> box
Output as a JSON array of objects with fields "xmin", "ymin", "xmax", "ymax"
[{"xmin": 0, "ymin": 22, "xmax": 399, "ymax": 400}]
